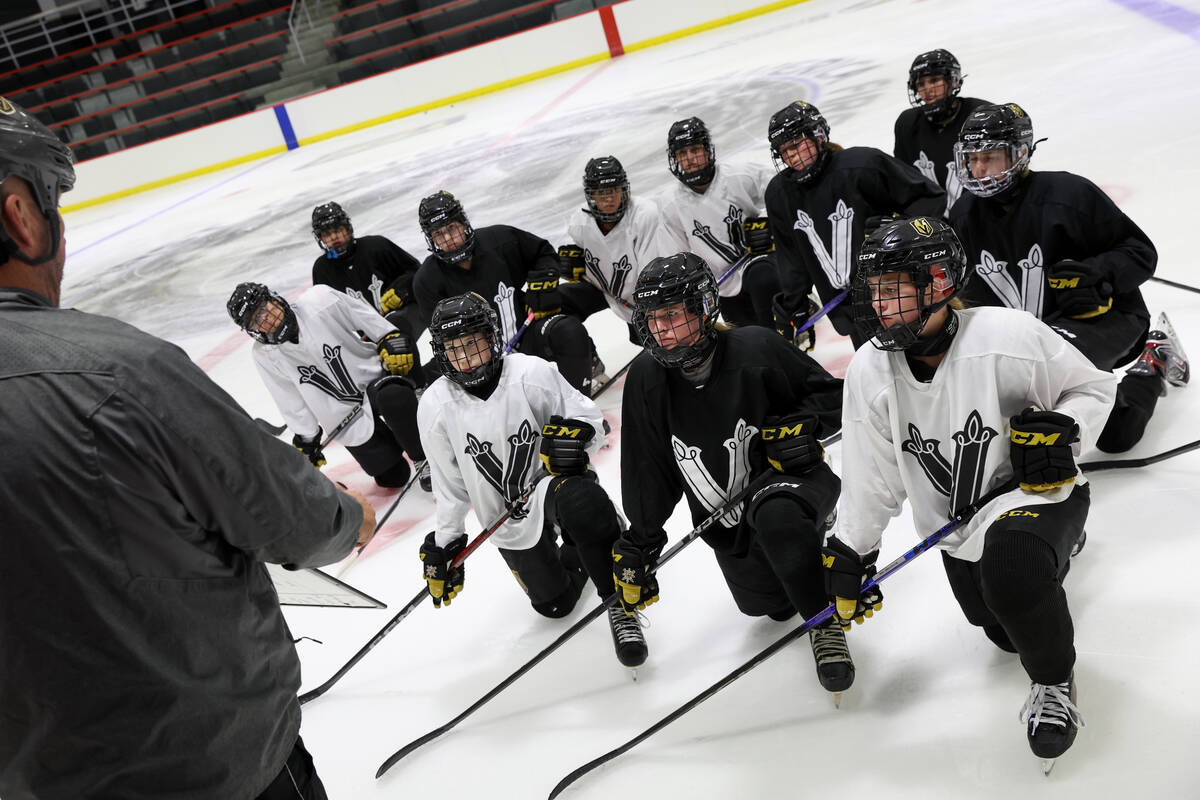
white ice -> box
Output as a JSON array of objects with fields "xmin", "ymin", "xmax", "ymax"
[{"xmin": 60, "ymin": 0, "xmax": 1200, "ymax": 797}]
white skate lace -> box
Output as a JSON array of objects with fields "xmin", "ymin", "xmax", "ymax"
[
  {"xmin": 810, "ymin": 624, "xmax": 851, "ymax": 665},
  {"xmin": 607, "ymin": 605, "xmax": 646, "ymax": 644},
  {"xmin": 1020, "ymin": 681, "xmax": 1085, "ymax": 733}
]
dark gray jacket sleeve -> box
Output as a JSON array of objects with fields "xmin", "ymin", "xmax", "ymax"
[{"xmin": 111, "ymin": 335, "xmax": 362, "ymax": 569}]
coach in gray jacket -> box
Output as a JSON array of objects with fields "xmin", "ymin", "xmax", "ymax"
[{"xmin": 0, "ymin": 101, "xmax": 374, "ymax": 799}]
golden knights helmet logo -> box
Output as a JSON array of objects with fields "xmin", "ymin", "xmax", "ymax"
[{"xmin": 910, "ymin": 217, "xmax": 934, "ymax": 238}]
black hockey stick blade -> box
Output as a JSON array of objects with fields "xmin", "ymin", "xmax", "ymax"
[
  {"xmin": 547, "ymin": 479, "xmax": 1016, "ymax": 799},
  {"xmin": 1080, "ymin": 437, "xmax": 1200, "ymax": 472},
  {"xmin": 255, "ymin": 418, "xmax": 287, "ymax": 436},
  {"xmin": 375, "ymin": 469, "xmax": 782, "ymax": 779}
]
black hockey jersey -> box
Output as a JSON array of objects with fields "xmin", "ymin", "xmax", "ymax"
[
  {"xmin": 949, "ymin": 171, "xmax": 1154, "ymax": 324},
  {"xmin": 312, "ymin": 234, "xmax": 421, "ymax": 314},
  {"xmin": 621, "ymin": 325, "xmax": 843, "ymax": 553},
  {"xmin": 765, "ymin": 146, "xmax": 944, "ymax": 334},
  {"xmin": 893, "ymin": 96, "xmax": 991, "ymax": 212},
  {"xmin": 413, "ymin": 224, "xmax": 559, "ymax": 345}
]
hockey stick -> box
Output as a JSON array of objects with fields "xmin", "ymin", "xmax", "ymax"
[
  {"xmin": 376, "ymin": 466, "xmax": 788, "ymax": 778},
  {"xmin": 336, "ymin": 462, "xmax": 430, "ymax": 578},
  {"xmin": 299, "ymin": 479, "xmax": 542, "ymax": 705},
  {"xmin": 505, "ymin": 310, "xmax": 537, "ymax": 354},
  {"xmin": 714, "ymin": 252, "xmax": 768, "ymax": 287},
  {"xmin": 1150, "ymin": 275, "xmax": 1200, "ymax": 296},
  {"xmin": 795, "ymin": 287, "xmax": 850, "ymax": 337},
  {"xmin": 1079, "ymin": 437, "xmax": 1200, "ymax": 472},
  {"xmin": 321, "ymin": 404, "xmax": 365, "ymax": 448},
  {"xmin": 547, "ymin": 478, "xmax": 1019, "ymax": 799}
]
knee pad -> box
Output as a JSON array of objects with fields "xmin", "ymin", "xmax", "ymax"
[
  {"xmin": 547, "ymin": 475, "xmax": 620, "ymax": 545},
  {"xmin": 530, "ymin": 569, "xmax": 585, "ymax": 618},
  {"xmin": 367, "ymin": 374, "xmax": 419, "ymax": 412},
  {"xmin": 540, "ymin": 314, "xmax": 592, "ymax": 358},
  {"xmin": 978, "ymin": 533, "xmax": 1059, "ymax": 619},
  {"xmin": 373, "ymin": 459, "xmax": 412, "ymax": 488},
  {"xmin": 744, "ymin": 471, "xmax": 838, "ymax": 532}
]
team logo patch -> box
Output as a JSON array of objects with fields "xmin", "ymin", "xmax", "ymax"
[
  {"xmin": 0, "ymin": 97, "xmax": 13, "ymax": 115},
  {"xmin": 910, "ymin": 217, "xmax": 934, "ymax": 237}
]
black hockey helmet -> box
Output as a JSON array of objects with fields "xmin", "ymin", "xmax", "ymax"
[
  {"xmin": 0, "ymin": 96, "xmax": 75, "ymax": 265},
  {"xmin": 429, "ymin": 291, "xmax": 504, "ymax": 389},
  {"xmin": 311, "ymin": 201, "xmax": 354, "ymax": 258},
  {"xmin": 907, "ymin": 49, "xmax": 963, "ymax": 124},
  {"xmin": 767, "ymin": 101, "xmax": 831, "ymax": 184},
  {"xmin": 666, "ymin": 117, "xmax": 716, "ymax": 188},
  {"xmin": 418, "ymin": 190, "xmax": 475, "ymax": 264},
  {"xmin": 631, "ymin": 252, "xmax": 720, "ymax": 370},
  {"xmin": 851, "ymin": 216, "xmax": 968, "ymax": 352},
  {"xmin": 582, "ymin": 156, "xmax": 629, "ymax": 225},
  {"xmin": 227, "ymin": 282, "xmax": 299, "ymax": 345},
  {"xmin": 953, "ymin": 103, "xmax": 1037, "ymax": 200}
]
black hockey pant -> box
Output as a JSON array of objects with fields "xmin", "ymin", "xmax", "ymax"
[
  {"xmin": 346, "ymin": 376, "xmax": 423, "ymax": 486},
  {"xmin": 720, "ymin": 255, "xmax": 780, "ymax": 329},
  {"xmin": 499, "ymin": 474, "xmax": 623, "ymax": 617},
  {"xmin": 255, "ymin": 736, "xmax": 327, "ymax": 800},
  {"xmin": 941, "ymin": 485, "xmax": 1089, "ymax": 686},
  {"xmin": 519, "ymin": 313, "xmax": 595, "ymax": 394},
  {"xmin": 713, "ymin": 466, "xmax": 840, "ymax": 619}
]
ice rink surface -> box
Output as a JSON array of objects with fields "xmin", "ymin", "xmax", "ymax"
[{"xmin": 59, "ymin": 0, "xmax": 1200, "ymax": 796}]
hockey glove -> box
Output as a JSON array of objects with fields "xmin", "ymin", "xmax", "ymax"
[
  {"xmin": 1047, "ymin": 260, "xmax": 1113, "ymax": 319},
  {"xmin": 539, "ymin": 415, "xmax": 595, "ymax": 476},
  {"xmin": 821, "ymin": 535, "xmax": 883, "ymax": 630},
  {"xmin": 292, "ymin": 430, "xmax": 326, "ymax": 468},
  {"xmin": 420, "ymin": 531, "xmax": 467, "ymax": 608},
  {"xmin": 612, "ymin": 537, "xmax": 660, "ymax": 614},
  {"xmin": 1009, "ymin": 407, "xmax": 1079, "ymax": 492},
  {"xmin": 377, "ymin": 330, "xmax": 415, "ymax": 375},
  {"xmin": 557, "ymin": 244, "xmax": 586, "ymax": 282},
  {"xmin": 380, "ymin": 288, "xmax": 404, "ymax": 313},
  {"xmin": 772, "ymin": 293, "xmax": 818, "ymax": 352},
  {"xmin": 742, "ymin": 216, "xmax": 774, "ymax": 255},
  {"xmin": 761, "ymin": 412, "xmax": 823, "ymax": 474},
  {"xmin": 525, "ymin": 267, "xmax": 563, "ymax": 320}
]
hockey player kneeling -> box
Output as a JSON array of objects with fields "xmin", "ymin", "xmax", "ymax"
[
  {"xmin": 228, "ymin": 282, "xmax": 427, "ymax": 490},
  {"xmin": 614, "ymin": 252, "xmax": 847, "ymax": 697},
  {"xmin": 833, "ymin": 217, "xmax": 1115, "ymax": 768},
  {"xmin": 416, "ymin": 292, "xmax": 647, "ymax": 668}
]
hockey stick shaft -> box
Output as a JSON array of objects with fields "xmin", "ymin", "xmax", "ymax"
[
  {"xmin": 589, "ymin": 356, "xmax": 633, "ymax": 401},
  {"xmin": 547, "ymin": 478, "xmax": 1018, "ymax": 799},
  {"xmin": 376, "ymin": 468, "xmax": 782, "ymax": 778},
  {"xmin": 299, "ymin": 480, "xmax": 540, "ymax": 705},
  {"xmin": 1150, "ymin": 275, "xmax": 1200, "ymax": 296},
  {"xmin": 1079, "ymin": 437, "xmax": 1200, "ymax": 472},
  {"xmin": 505, "ymin": 310, "xmax": 536, "ymax": 354},
  {"xmin": 337, "ymin": 464, "xmax": 428, "ymax": 576},
  {"xmin": 715, "ymin": 253, "xmax": 768, "ymax": 287},
  {"xmin": 796, "ymin": 287, "xmax": 850, "ymax": 336}
]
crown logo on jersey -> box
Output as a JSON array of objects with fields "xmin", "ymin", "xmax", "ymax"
[{"xmin": 910, "ymin": 217, "xmax": 934, "ymax": 237}]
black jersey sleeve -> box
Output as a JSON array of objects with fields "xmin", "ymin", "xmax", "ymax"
[
  {"xmin": 507, "ymin": 225, "xmax": 560, "ymax": 281},
  {"xmin": 861, "ymin": 148, "xmax": 946, "ymax": 218},
  {"xmin": 619, "ymin": 354, "xmax": 680, "ymax": 551},
  {"xmin": 765, "ymin": 334, "xmax": 844, "ymax": 437},
  {"xmin": 765, "ymin": 176, "xmax": 815, "ymax": 315},
  {"xmin": 1059, "ymin": 177, "xmax": 1156, "ymax": 294}
]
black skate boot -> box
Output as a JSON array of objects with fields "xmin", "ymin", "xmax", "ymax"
[
  {"xmin": 606, "ymin": 605, "xmax": 648, "ymax": 671},
  {"xmin": 809, "ymin": 619, "xmax": 854, "ymax": 705},
  {"xmin": 1020, "ymin": 673, "xmax": 1084, "ymax": 773}
]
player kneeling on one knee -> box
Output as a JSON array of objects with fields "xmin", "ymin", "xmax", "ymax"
[{"xmin": 414, "ymin": 292, "xmax": 646, "ymax": 665}]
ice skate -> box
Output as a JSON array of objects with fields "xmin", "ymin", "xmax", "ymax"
[
  {"xmin": 1127, "ymin": 311, "xmax": 1190, "ymax": 391},
  {"xmin": 809, "ymin": 620, "xmax": 854, "ymax": 706},
  {"xmin": 607, "ymin": 604, "xmax": 648, "ymax": 674},
  {"xmin": 1019, "ymin": 673, "xmax": 1083, "ymax": 774}
]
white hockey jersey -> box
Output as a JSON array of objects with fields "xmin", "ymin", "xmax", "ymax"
[
  {"xmin": 566, "ymin": 197, "xmax": 686, "ymax": 322},
  {"xmin": 252, "ymin": 284, "xmax": 397, "ymax": 447},
  {"xmin": 418, "ymin": 352, "xmax": 607, "ymax": 551},
  {"xmin": 658, "ymin": 161, "xmax": 774, "ymax": 296},
  {"xmin": 836, "ymin": 306, "xmax": 1117, "ymax": 563}
]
